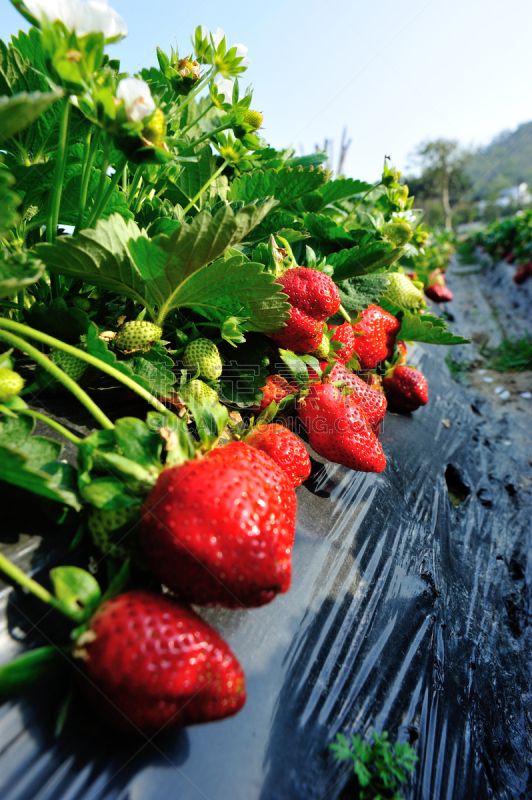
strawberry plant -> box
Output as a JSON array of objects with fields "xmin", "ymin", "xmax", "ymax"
[{"xmin": 0, "ymin": 0, "xmax": 471, "ymax": 768}]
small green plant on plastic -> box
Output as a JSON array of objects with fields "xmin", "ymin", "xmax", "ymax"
[{"xmin": 330, "ymin": 730, "xmax": 418, "ymax": 800}]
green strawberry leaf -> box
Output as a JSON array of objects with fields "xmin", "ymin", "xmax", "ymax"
[
  {"xmin": 278, "ymin": 349, "xmax": 310, "ymax": 389},
  {"xmin": 81, "ymin": 476, "xmax": 141, "ymax": 510},
  {"xmin": 0, "ymin": 414, "xmax": 80, "ymax": 509},
  {"xmin": 228, "ymin": 166, "xmax": 331, "ymax": 207},
  {"xmin": 0, "ymin": 251, "xmax": 44, "ymax": 298},
  {"xmin": 23, "ymin": 298, "xmax": 91, "ymax": 344},
  {"xmin": 146, "ymin": 411, "xmax": 196, "ymax": 468},
  {"xmin": 0, "ymin": 30, "xmax": 67, "ymax": 157},
  {"xmin": 121, "ymin": 343, "xmax": 176, "ymax": 396},
  {"xmin": 302, "ymin": 213, "xmax": 356, "ymax": 248},
  {"xmin": 0, "ymin": 646, "xmax": 69, "ymax": 698},
  {"xmin": 113, "ymin": 417, "xmax": 163, "ymax": 470},
  {"xmin": 218, "ymin": 335, "xmax": 269, "ymax": 407},
  {"xmin": 329, "ymin": 241, "xmax": 404, "ymax": 280},
  {"xmin": 36, "ymin": 214, "xmax": 151, "ymax": 309},
  {"xmin": 187, "ymin": 395, "xmax": 229, "ymax": 451},
  {"xmin": 0, "ymin": 161, "xmax": 20, "ymax": 235},
  {"xmin": 0, "ymin": 89, "xmax": 63, "ymax": 141},
  {"xmin": 337, "ymin": 274, "xmax": 391, "ymax": 313},
  {"xmin": 127, "ymin": 200, "xmax": 278, "ymax": 318},
  {"xmin": 299, "ymin": 178, "xmax": 374, "ymax": 212},
  {"xmin": 50, "ymin": 566, "xmax": 101, "ymax": 621},
  {"xmin": 167, "ymin": 148, "xmax": 224, "ymax": 209},
  {"xmin": 146, "ymin": 254, "xmax": 290, "ymax": 332},
  {"xmin": 399, "ymin": 311, "xmax": 470, "ymax": 345}
]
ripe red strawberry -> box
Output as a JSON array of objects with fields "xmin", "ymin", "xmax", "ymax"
[
  {"xmin": 300, "ymin": 384, "xmax": 385, "ymax": 471},
  {"xmin": 271, "ymin": 306, "xmax": 323, "ymax": 353},
  {"xmin": 271, "ymin": 267, "xmax": 341, "ymax": 354},
  {"xmin": 513, "ymin": 263, "xmax": 532, "ymax": 284},
  {"xmin": 327, "ymin": 321, "xmax": 356, "ymax": 363},
  {"xmin": 258, "ymin": 374, "xmax": 300, "ymax": 411},
  {"xmin": 424, "ymin": 284, "xmax": 453, "ymax": 302},
  {"xmin": 383, "ymin": 365, "xmax": 428, "ymax": 413},
  {"xmin": 352, "ymin": 305, "xmax": 401, "ymax": 369},
  {"xmin": 245, "ymin": 423, "xmax": 311, "ymax": 487},
  {"xmin": 140, "ymin": 442, "xmax": 296, "ymax": 608},
  {"xmin": 298, "ymin": 383, "xmax": 385, "ymax": 473},
  {"xmin": 323, "ymin": 360, "xmax": 387, "ymax": 430},
  {"xmin": 77, "ymin": 591, "xmax": 246, "ymax": 733}
]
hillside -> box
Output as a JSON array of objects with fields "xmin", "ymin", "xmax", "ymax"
[{"xmin": 467, "ymin": 121, "xmax": 532, "ymax": 198}]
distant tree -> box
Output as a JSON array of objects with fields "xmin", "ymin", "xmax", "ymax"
[{"xmin": 408, "ymin": 138, "xmax": 473, "ymax": 231}]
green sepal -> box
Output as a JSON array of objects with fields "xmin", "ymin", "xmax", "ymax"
[
  {"xmin": 0, "ymin": 646, "xmax": 69, "ymax": 698},
  {"xmin": 50, "ymin": 566, "xmax": 101, "ymax": 622}
]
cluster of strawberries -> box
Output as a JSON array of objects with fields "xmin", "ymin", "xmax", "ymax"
[
  {"xmin": 259, "ymin": 267, "xmax": 429, "ymax": 476},
  {"xmin": 406, "ymin": 267, "xmax": 453, "ymax": 303},
  {"xmin": 0, "ymin": 266, "xmax": 433, "ymax": 739}
]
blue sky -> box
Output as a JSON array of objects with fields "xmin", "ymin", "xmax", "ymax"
[{"xmin": 2, "ymin": 0, "xmax": 532, "ymax": 180}]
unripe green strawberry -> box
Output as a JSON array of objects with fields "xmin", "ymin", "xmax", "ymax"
[
  {"xmin": 243, "ymin": 110, "xmax": 263, "ymax": 130},
  {"xmin": 383, "ymin": 221, "xmax": 413, "ymax": 247},
  {"xmin": 72, "ymin": 297, "xmax": 91, "ymax": 312},
  {"xmin": 312, "ymin": 334, "xmax": 330, "ymax": 360},
  {"xmin": 384, "ymin": 273, "xmax": 425, "ymax": 310},
  {"xmin": 114, "ymin": 321, "xmax": 163, "ymax": 353},
  {"xmin": 0, "ymin": 368, "xmax": 24, "ymax": 403},
  {"xmin": 142, "ymin": 108, "xmax": 166, "ymax": 146},
  {"xmin": 183, "ymin": 338, "xmax": 223, "ymax": 380},
  {"xmin": 87, "ymin": 505, "xmax": 142, "ymax": 561},
  {"xmin": 35, "ymin": 349, "xmax": 88, "ymax": 392},
  {"xmin": 181, "ymin": 379, "xmax": 219, "ymax": 406}
]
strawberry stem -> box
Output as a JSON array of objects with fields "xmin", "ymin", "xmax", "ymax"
[
  {"xmin": 0, "ymin": 328, "xmax": 114, "ymax": 430},
  {"xmin": 338, "ymin": 304, "xmax": 352, "ymax": 323},
  {"xmin": 0, "ymin": 553, "xmax": 83, "ymax": 622},
  {"xmin": 182, "ymin": 159, "xmax": 229, "ymax": 215},
  {"xmin": 18, "ymin": 409, "xmax": 82, "ymax": 446}
]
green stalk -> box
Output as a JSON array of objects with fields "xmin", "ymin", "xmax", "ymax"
[
  {"xmin": 0, "ymin": 319, "xmax": 169, "ymax": 415},
  {"xmin": 76, "ymin": 126, "xmax": 101, "ymax": 233},
  {"xmin": 175, "ymin": 68, "xmax": 215, "ymax": 117},
  {"xmin": 89, "ymin": 155, "xmax": 128, "ymax": 225},
  {"xmin": 189, "ymin": 122, "xmax": 231, "ymax": 150},
  {"xmin": 127, "ymin": 165, "xmax": 143, "ymax": 208},
  {"xmin": 86, "ymin": 133, "xmax": 111, "ymax": 228},
  {"xmin": 46, "ymin": 98, "xmax": 72, "ymax": 246},
  {"xmin": 18, "ymin": 409, "xmax": 82, "ymax": 446},
  {"xmin": 0, "ymin": 329, "xmax": 114, "ymax": 430},
  {"xmin": 0, "ymin": 553, "xmax": 83, "ymax": 622},
  {"xmin": 182, "ymin": 159, "xmax": 229, "ymax": 214},
  {"xmin": 179, "ymin": 100, "xmax": 214, "ymax": 136},
  {"xmin": 343, "ymin": 180, "xmax": 383, "ymax": 225},
  {"xmin": 0, "ymin": 552, "xmax": 56, "ymax": 607},
  {"xmin": 338, "ymin": 304, "xmax": 352, "ymax": 323}
]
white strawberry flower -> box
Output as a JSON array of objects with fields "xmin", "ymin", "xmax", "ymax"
[
  {"xmin": 392, "ymin": 210, "xmax": 415, "ymax": 223},
  {"xmin": 116, "ymin": 78, "xmax": 156, "ymax": 123},
  {"xmin": 234, "ymin": 43, "xmax": 250, "ymax": 68},
  {"xmin": 212, "ymin": 74, "xmax": 233, "ymax": 105},
  {"xmin": 17, "ymin": 0, "xmax": 127, "ymax": 42}
]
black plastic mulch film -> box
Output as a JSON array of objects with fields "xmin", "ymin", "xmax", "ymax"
[{"xmin": 1, "ymin": 263, "xmax": 531, "ymax": 800}]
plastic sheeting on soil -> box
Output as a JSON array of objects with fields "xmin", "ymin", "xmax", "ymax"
[{"xmin": 1, "ymin": 269, "xmax": 531, "ymax": 800}]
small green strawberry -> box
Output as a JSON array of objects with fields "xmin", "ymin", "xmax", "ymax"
[
  {"xmin": 384, "ymin": 273, "xmax": 425, "ymax": 310},
  {"xmin": 312, "ymin": 334, "xmax": 330, "ymax": 360},
  {"xmin": 243, "ymin": 110, "xmax": 263, "ymax": 130},
  {"xmin": 114, "ymin": 321, "xmax": 163, "ymax": 353},
  {"xmin": 142, "ymin": 108, "xmax": 166, "ymax": 146},
  {"xmin": 87, "ymin": 505, "xmax": 142, "ymax": 562},
  {"xmin": 181, "ymin": 379, "xmax": 219, "ymax": 406},
  {"xmin": 383, "ymin": 221, "xmax": 413, "ymax": 247},
  {"xmin": 183, "ymin": 338, "xmax": 223, "ymax": 380},
  {"xmin": 72, "ymin": 297, "xmax": 91, "ymax": 312},
  {"xmin": 0, "ymin": 368, "xmax": 24, "ymax": 403},
  {"xmin": 35, "ymin": 349, "xmax": 88, "ymax": 392}
]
